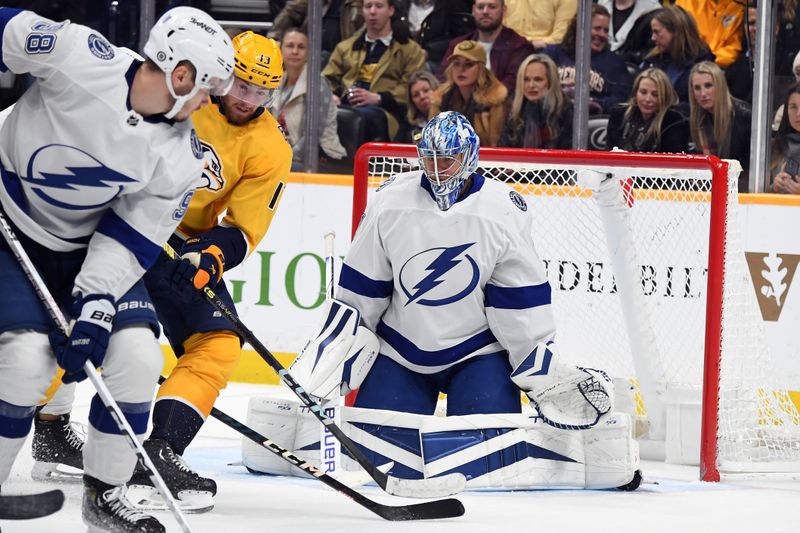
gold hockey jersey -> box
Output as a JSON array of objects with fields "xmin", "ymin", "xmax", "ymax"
[{"xmin": 177, "ymin": 101, "xmax": 292, "ymax": 256}]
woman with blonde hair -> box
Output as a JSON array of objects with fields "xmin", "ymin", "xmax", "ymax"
[
  {"xmin": 429, "ymin": 40, "xmax": 508, "ymax": 146},
  {"xmin": 640, "ymin": 5, "xmax": 714, "ymax": 106},
  {"xmin": 688, "ymin": 60, "xmax": 751, "ymax": 191},
  {"xmin": 395, "ymin": 70, "xmax": 440, "ymax": 143},
  {"xmin": 499, "ymin": 54, "xmax": 573, "ymax": 149},
  {"xmin": 606, "ymin": 67, "xmax": 688, "ymax": 153}
]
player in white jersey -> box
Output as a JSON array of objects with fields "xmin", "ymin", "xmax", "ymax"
[
  {"xmin": 0, "ymin": 6, "xmax": 234, "ymax": 532},
  {"xmin": 289, "ymin": 112, "xmax": 617, "ymax": 483}
]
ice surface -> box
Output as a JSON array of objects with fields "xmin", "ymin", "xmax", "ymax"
[{"xmin": 2, "ymin": 383, "xmax": 798, "ymax": 533}]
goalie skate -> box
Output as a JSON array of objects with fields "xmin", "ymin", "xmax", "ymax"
[
  {"xmin": 126, "ymin": 439, "xmax": 216, "ymax": 514},
  {"xmin": 31, "ymin": 413, "xmax": 85, "ymax": 483}
]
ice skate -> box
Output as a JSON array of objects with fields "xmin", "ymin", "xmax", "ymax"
[
  {"xmin": 31, "ymin": 412, "xmax": 85, "ymax": 483},
  {"xmin": 127, "ymin": 439, "xmax": 216, "ymax": 514},
  {"xmin": 83, "ymin": 475, "xmax": 164, "ymax": 533}
]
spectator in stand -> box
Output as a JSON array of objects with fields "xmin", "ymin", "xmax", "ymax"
[
  {"xmin": 414, "ymin": 0, "xmax": 475, "ymax": 70},
  {"xmin": 776, "ymin": 0, "xmax": 800, "ymax": 76},
  {"xmin": 640, "ymin": 5, "xmax": 714, "ymax": 108},
  {"xmin": 503, "ymin": 0, "xmax": 577, "ymax": 49},
  {"xmin": 499, "ymin": 54, "xmax": 573, "ymax": 149},
  {"xmin": 606, "ymin": 67, "xmax": 689, "ymax": 153},
  {"xmin": 323, "ymin": 0, "xmax": 426, "ymax": 142},
  {"xmin": 268, "ymin": 0, "xmax": 364, "ymax": 65},
  {"xmin": 769, "ymin": 84, "xmax": 800, "ymax": 194},
  {"xmin": 689, "ymin": 61, "xmax": 751, "ymax": 192},
  {"xmin": 430, "ymin": 40, "xmax": 508, "ymax": 146},
  {"xmin": 674, "ymin": 0, "xmax": 744, "ymax": 69},
  {"xmin": 598, "ymin": 0, "xmax": 661, "ymax": 67},
  {"xmin": 725, "ymin": 2, "xmax": 763, "ymax": 104},
  {"xmin": 436, "ymin": 0, "xmax": 534, "ymax": 95},
  {"xmin": 271, "ymin": 28, "xmax": 347, "ymax": 171},
  {"xmin": 395, "ymin": 70, "xmax": 440, "ymax": 142},
  {"xmin": 543, "ymin": 4, "xmax": 633, "ymax": 114}
]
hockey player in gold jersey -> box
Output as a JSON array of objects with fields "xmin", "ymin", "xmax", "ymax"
[{"xmin": 31, "ymin": 31, "xmax": 292, "ymax": 513}]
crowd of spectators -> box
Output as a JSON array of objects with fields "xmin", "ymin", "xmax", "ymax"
[{"xmin": 3, "ymin": 0, "xmax": 800, "ymax": 193}]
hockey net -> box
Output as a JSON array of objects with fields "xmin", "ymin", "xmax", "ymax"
[{"xmin": 351, "ymin": 144, "xmax": 800, "ymax": 481}]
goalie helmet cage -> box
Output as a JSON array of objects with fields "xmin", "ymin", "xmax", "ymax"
[{"xmin": 351, "ymin": 143, "xmax": 800, "ymax": 482}]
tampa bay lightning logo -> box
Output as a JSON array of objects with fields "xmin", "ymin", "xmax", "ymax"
[
  {"xmin": 399, "ymin": 243, "xmax": 480, "ymax": 306},
  {"xmin": 509, "ymin": 190, "xmax": 527, "ymax": 211},
  {"xmin": 21, "ymin": 145, "xmax": 135, "ymax": 210},
  {"xmin": 88, "ymin": 33, "xmax": 114, "ymax": 60}
]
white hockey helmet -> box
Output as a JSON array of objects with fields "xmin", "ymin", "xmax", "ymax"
[{"xmin": 144, "ymin": 6, "xmax": 235, "ymax": 118}]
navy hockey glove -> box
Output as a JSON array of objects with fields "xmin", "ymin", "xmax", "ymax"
[
  {"xmin": 49, "ymin": 294, "xmax": 115, "ymax": 383},
  {"xmin": 171, "ymin": 236, "xmax": 225, "ymax": 302}
]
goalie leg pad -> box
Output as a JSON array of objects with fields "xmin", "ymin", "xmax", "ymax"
[{"xmin": 340, "ymin": 407, "xmax": 639, "ymax": 490}]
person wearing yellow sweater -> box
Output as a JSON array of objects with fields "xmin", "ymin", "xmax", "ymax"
[
  {"xmin": 503, "ymin": 0, "xmax": 577, "ymax": 49},
  {"xmin": 675, "ymin": 0, "xmax": 745, "ymax": 68}
]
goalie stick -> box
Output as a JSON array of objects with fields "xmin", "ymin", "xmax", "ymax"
[
  {"xmin": 0, "ymin": 490, "xmax": 64, "ymax": 520},
  {"xmin": 155, "ymin": 376, "xmax": 463, "ymax": 521},
  {"xmin": 0, "ymin": 212, "xmax": 194, "ymax": 533},
  {"xmin": 163, "ymin": 243, "xmax": 467, "ymax": 500}
]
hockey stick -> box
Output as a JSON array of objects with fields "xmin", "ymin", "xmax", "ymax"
[
  {"xmin": 0, "ymin": 213, "xmax": 194, "ymax": 533},
  {"xmin": 0, "ymin": 489, "xmax": 64, "ymax": 520},
  {"xmin": 163, "ymin": 242, "xmax": 466, "ymax": 499},
  {"xmin": 155, "ymin": 377, "xmax": 463, "ymax": 520}
]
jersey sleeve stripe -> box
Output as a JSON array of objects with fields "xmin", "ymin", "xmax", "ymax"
[
  {"xmin": 96, "ymin": 209, "xmax": 160, "ymax": 270},
  {"xmin": 485, "ymin": 282, "xmax": 552, "ymax": 309},
  {"xmin": 0, "ymin": 8, "xmax": 24, "ymax": 72},
  {"xmin": 339, "ymin": 263, "xmax": 393, "ymax": 299},
  {"xmin": 377, "ymin": 320, "xmax": 500, "ymax": 367}
]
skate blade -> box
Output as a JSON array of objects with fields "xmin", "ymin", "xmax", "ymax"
[
  {"xmin": 126, "ymin": 484, "xmax": 214, "ymax": 514},
  {"xmin": 31, "ymin": 461, "xmax": 83, "ymax": 483}
]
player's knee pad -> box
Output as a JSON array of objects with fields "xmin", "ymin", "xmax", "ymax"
[
  {"xmin": 0, "ymin": 330, "xmax": 57, "ymax": 407},
  {"xmin": 157, "ymin": 331, "xmax": 240, "ymax": 416},
  {"xmin": 101, "ymin": 326, "xmax": 163, "ymax": 403}
]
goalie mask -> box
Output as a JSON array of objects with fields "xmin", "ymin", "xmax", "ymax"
[
  {"xmin": 144, "ymin": 6, "xmax": 235, "ymax": 118},
  {"xmin": 417, "ymin": 111, "xmax": 480, "ymax": 211}
]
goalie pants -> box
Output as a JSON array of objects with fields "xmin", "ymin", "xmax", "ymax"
[
  {"xmin": 0, "ymin": 231, "xmax": 161, "ymax": 486},
  {"xmin": 142, "ymin": 247, "xmax": 243, "ymax": 455},
  {"xmin": 355, "ymin": 352, "xmax": 521, "ymax": 415}
]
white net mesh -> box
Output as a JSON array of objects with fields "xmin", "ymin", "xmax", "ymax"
[{"xmin": 354, "ymin": 146, "xmax": 800, "ymax": 476}]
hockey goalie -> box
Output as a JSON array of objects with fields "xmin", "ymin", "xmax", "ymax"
[{"xmin": 244, "ymin": 112, "xmax": 640, "ymax": 490}]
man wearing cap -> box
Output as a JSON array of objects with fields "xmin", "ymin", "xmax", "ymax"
[{"xmin": 436, "ymin": 0, "xmax": 534, "ymax": 95}]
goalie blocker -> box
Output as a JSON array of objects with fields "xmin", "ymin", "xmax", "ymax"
[{"xmin": 242, "ymin": 398, "xmax": 640, "ymax": 490}]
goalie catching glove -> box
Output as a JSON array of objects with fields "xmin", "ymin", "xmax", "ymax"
[
  {"xmin": 290, "ymin": 299, "xmax": 379, "ymax": 402},
  {"xmin": 511, "ymin": 342, "xmax": 614, "ymax": 430}
]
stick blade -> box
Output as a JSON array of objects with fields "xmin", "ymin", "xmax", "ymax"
[
  {"xmin": 0, "ymin": 489, "xmax": 65, "ymax": 519},
  {"xmin": 375, "ymin": 497, "xmax": 466, "ymax": 521}
]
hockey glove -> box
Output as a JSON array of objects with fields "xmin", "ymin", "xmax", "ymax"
[
  {"xmin": 171, "ymin": 236, "xmax": 226, "ymax": 302},
  {"xmin": 49, "ymin": 294, "xmax": 115, "ymax": 383}
]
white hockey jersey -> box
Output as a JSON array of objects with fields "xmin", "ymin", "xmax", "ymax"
[
  {"xmin": 0, "ymin": 9, "xmax": 203, "ymax": 300},
  {"xmin": 337, "ymin": 171, "xmax": 557, "ymax": 374}
]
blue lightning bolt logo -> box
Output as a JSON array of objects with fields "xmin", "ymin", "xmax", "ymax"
[
  {"xmin": 400, "ymin": 243, "xmax": 480, "ymax": 307},
  {"xmin": 21, "ymin": 144, "xmax": 136, "ymax": 210}
]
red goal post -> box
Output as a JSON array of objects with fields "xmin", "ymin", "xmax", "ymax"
[{"xmin": 351, "ymin": 143, "xmax": 800, "ymax": 482}]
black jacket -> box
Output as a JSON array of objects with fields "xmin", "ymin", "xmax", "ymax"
[
  {"xmin": 499, "ymin": 100, "xmax": 574, "ymax": 149},
  {"xmin": 606, "ymin": 105, "xmax": 689, "ymax": 153},
  {"xmin": 416, "ymin": 0, "xmax": 475, "ymax": 67}
]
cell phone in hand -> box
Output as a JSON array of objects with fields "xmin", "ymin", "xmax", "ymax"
[{"xmin": 784, "ymin": 158, "xmax": 799, "ymax": 180}]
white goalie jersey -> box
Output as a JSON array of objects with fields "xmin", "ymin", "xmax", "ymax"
[
  {"xmin": 0, "ymin": 9, "xmax": 203, "ymax": 299},
  {"xmin": 337, "ymin": 170, "xmax": 557, "ymax": 374}
]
